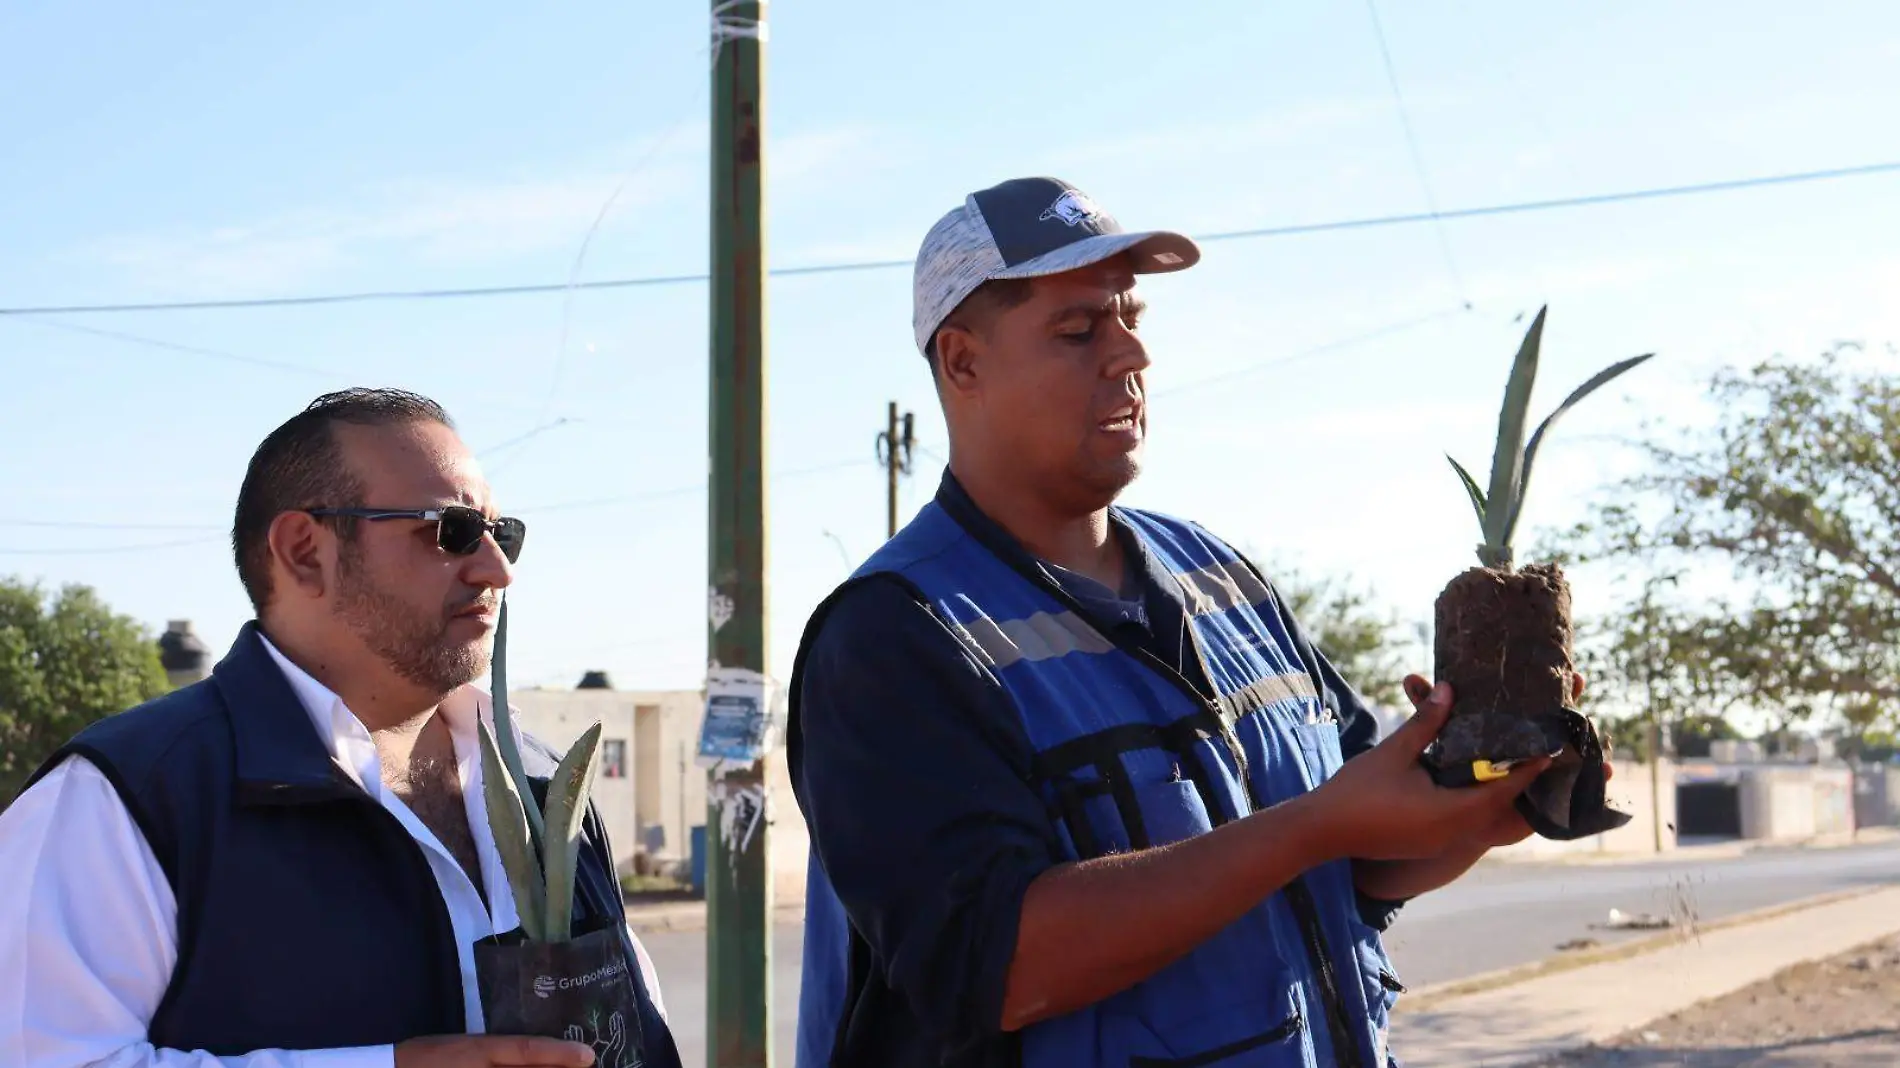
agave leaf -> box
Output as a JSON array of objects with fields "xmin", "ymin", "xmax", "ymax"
[
  {"xmin": 1447, "ymin": 455, "xmax": 1488, "ymax": 530},
  {"xmin": 1481, "ymin": 306, "xmax": 1547, "ymax": 558},
  {"xmin": 540, "ymin": 722, "xmax": 603, "ymax": 944},
  {"xmin": 478, "ymin": 717, "xmax": 546, "ymax": 941},
  {"xmin": 1500, "ymin": 351, "xmax": 1656, "ymax": 546},
  {"xmin": 489, "ymin": 598, "xmax": 546, "ymax": 855}
]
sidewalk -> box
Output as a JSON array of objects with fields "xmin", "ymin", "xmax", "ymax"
[{"xmin": 1388, "ymin": 886, "xmax": 1900, "ymax": 1066}]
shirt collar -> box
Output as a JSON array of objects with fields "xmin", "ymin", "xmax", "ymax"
[
  {"xmin": 253, "ymin": 629, "xmax": 485, "ymax": 796},
  {"xmin": 933, "ymin": 469, "xmax": 1164, "ymax": 631}
]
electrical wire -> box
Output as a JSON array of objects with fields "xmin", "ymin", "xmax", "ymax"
[
  {"xmin": 518, "ymin": 457, "xmax": 872, "ymax": 514},
  {"xmin": 4, "ymin": 159, "xmax": 1895, "ymax": 318},
  {"xmin": 1363, "ymin": 0, "xmax": 1468, "ymax": 307},
  {"xmin": 1150, "ymin": 305, "xmax": 1471, "ymax": 398},
  {"xmin": 0, "ymin": 535, "xmax": 224, "ymax": 555}
]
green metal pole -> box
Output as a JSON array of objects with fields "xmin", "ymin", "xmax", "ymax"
[{"xmin": 707, "ymin": 1, "xmax": 771, "ymax": 1065}]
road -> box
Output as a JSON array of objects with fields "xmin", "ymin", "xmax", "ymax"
[{"xmin": 638, "ymin": 839, "xmax": 1900, "ymax": 1066}]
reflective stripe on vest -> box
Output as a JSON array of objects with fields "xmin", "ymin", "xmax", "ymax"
[{"xmin": 798, "ymin": 502, "xmax": 1403, "ymax": 1068}]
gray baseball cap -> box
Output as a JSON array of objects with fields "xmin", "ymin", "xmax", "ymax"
[{"xmin": 911, "ymin": 176, "xmax": 1202, "ymax": 356}]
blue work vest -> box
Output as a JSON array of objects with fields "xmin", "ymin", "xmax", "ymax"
[
  {"xmin": 18, "ymin": 622, "xmax": 681, "ymax": 1067},
  {"xmin": 796, "ymin": 501, "xmax": 1403, "ymax": 1068}
]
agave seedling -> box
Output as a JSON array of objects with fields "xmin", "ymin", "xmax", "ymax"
[
  {"xmin": 1445, "ymin": 306, "xmax": 1655, "ymax": 573},
  {"xmin": 476, "ymin": 598, "xmax": 604, "ymax": 942},
  {"xmin": 1426, "ymin": 306, "xmax": 1648, "ymax": 840}
]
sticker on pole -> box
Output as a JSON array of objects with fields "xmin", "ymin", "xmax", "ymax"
[{"xmin": 695, "ymin": 667, "xmax": 783, "ymax": 770}]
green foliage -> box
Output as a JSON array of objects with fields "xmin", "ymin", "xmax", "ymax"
[
  {"xmin": 0, "ymin": 577, "xmax": 170, "ymax": 804},
  {"xmin": 476, "ymin": 599, "xmax": 604, "ymax": 944},
  {"xmin": 1553, "ymin": 346, "xmax": 1900, "ymax": 732},
  {"xmin": 1451, "ymin": 306, "xmax": 1654, "ymax": 569},
  {"xmin": 1597, "ymin": 714, "xmax": 1653, "ymax": 763},
  {"xmin": 1257, "ymin": 554, "xmax": 1416, "ymax": 710}
]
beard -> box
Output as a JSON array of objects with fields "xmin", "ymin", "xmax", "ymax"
[{"xmin": 334, "ymin": 546, "xmax": 491, "ymax": 694}]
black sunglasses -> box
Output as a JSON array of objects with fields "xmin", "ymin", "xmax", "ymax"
[{"xmin": 305, "ymin": 505, "xmax": 526, "ymax": 563}]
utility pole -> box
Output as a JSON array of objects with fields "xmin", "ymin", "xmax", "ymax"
[
  {"xmin": 1647, "ymin": 661, "xmax": 1663, "ymax": 854},
  {"xmin": 705, "ymin": 0, "xmax": 771, "ymax": 1063},
  {"xmin": 1639, "ymin": 579, "xmax": 1666, "ymax": 854},
  {"xmin": 877, "ymin": 401, "xmax": 916, "ymax": 539}
]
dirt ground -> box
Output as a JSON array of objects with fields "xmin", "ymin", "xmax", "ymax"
[{"xmin": 1536, "ymin": 934, "xmax": 1900, "ymax": 1067}]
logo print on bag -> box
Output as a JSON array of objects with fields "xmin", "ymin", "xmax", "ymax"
[
  {"xmin": 533, "ymin": 961, "xmax": 628, "ymax": 999},
  {"xmin": 1038, "ymin": 190, "xmax": 1104, "ymax": 227}
]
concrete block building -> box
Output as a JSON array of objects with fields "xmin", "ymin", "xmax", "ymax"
[{"xmin": 510, "ymin": 673, "xmax": 809, "ymax": 904}]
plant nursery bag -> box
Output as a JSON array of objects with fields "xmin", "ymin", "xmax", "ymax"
[
  {"xmin": 1511, "ymin": 707, "xmax": 1634, "ymax": 842},
  {"xmin": 475, "ymin": 920, "xmax": 653, "ymax": 1068}
]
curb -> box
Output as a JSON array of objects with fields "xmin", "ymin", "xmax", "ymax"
[{"xmin": 1395, "ymin": 885, "xmax": 1879, "ymax": 1013}]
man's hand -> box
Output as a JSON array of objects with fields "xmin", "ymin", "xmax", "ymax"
[
  {"xmin": 394, "ymin": 1035, "xmax": 597, "ymax": 1068},
  {"xmin": 1398, "ymin": 674, "xmax": 1619, "ymax": 853},
  {"xmin": 1299, "ymin": 677, "xmax": 1549, "ymax": 864}
]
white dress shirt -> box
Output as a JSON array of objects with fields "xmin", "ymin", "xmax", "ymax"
[{"xmin": 0, "ymin": 635, "xmax": 667, "ymax": 1068}]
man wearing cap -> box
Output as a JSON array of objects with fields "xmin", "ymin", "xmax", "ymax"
[{"xmin": 786, "ymin": 178, "xmax": 1552, "ymax": 1068}]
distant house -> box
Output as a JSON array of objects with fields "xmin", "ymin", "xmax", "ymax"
[{"xmin": 510, "ymin": 673, "xmax": 808, "ymax": 904}]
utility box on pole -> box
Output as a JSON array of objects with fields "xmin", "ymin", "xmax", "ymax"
[{"xmin": 703, "ymin": 0, "xmax": 774, "ymax": 1064}]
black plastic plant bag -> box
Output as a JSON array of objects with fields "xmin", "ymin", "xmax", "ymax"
[
  {"xmin": 1511, "ymin": 706, "xmax": 1633, "ymax": 841},
  {"xmin": 475, "ymin": 921, "xmax": 651, "ymax": 1068},
  {"xmin": 1429, "ymin": 705, "xmax": 1633, "ymax": 841}
]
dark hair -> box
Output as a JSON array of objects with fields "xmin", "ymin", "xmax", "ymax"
[
  {"xmin": 232, "ymin": 388, "xmax": 454, "ymax": 614},
  {"xmin": 926, "ymin": 277, "xmax": 1035, "ymax": 374}
]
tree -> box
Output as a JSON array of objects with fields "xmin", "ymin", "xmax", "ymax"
[
  {"xmin": 0, "ymin": 577, "xmax": 170, "ymax": 805},
  {"xmin": 1253, "ymin": 555, "xmax": 1416, "ymax": 710},
  {"xmin": 1555, "ymin": 345, "xmax": 1900, "ymax": 732}
]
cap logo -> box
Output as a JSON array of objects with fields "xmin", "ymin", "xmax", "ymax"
[{"xmin": 1037, "ymin": 189, "xmax": 1104, "ymax": 228}]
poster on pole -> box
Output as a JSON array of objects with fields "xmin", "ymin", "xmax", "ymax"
[{"xmin": 695, "ymin": 667, "xmax": 783, "ymax": 770}]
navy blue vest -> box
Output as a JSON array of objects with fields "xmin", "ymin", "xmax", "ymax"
[
  {"xmin": 20, "ymin": 622, "xmax": 680, "ymax": 1066},
  {"xmin": 795, "ymin": 502, "xmax": 1403, "ymax": 1068}
]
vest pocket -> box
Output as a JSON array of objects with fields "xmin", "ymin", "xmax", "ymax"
[
  {"xmin": 1054, "ymin": 774, "xmax": 1216, "ymax": 860},
  {"xmin": 1116, "ymin": 1000, "xmax": 1307, "ymax": 1067},
  {"xmin": 1134, "ymin": 778, "xmax": 1216, "ymax": 847},
  {"xmin": 1292, "ymin": 719, "xmax": 1345, "ymax": 787}
]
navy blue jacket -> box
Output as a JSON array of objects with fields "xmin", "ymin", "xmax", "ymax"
[{"xmin": 20, "ymin": 621, "xmax": 679, "ymax": 1064}]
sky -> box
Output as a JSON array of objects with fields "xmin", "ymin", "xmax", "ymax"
[{"xmin": 3, "ymin": 1, "xmax": 1899, "ymax": 707}]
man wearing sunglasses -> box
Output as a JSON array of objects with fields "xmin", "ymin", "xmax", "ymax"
[{"xmin": 0, "ymin": 388, "xmax": 680, "ymax": 1068}]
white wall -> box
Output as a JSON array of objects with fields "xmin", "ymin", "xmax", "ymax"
[
  {"xmin": 1493, "ymin": 760, "xmax": 1679, "ymax": 858},
  {"xmin": 510, "ymin": 690, "xmax": 641, "ymax": 872},
  {"xmin": 511, "ymin": 686, "xmax": 812, "ymax": 902},
  {"xmin": 1739, "ymin": 765, "xmax": 1854, "ymax": 840}
]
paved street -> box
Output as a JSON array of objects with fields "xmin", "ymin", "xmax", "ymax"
[{"xmin": 640, "ymin": 838, "xmax": 1900, "ymax": 1066}]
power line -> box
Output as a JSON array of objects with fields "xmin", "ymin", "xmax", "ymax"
[
  {"xmin": 4, "ymin": 457, "xmax": 877, "ymax": 541},
  {"xmin": 3, "ymin": 458, "xmax": 875, "ymax": 554},
  {"xmin": 520, "ymin": 457, "xmax": 872, "ymax": 514},
  {"xmin": 1363, "ymin": 0, "xmax": 1468, "ymax": 307},
  {"xmin": 1151, "ymin": 305, "xmax": 1470, "ymax": 398},
  {"xmin": 5, "ymin": 158, "xmax": 1895, "ymax": 318},
  {"xmin": 0, "ymin": 518, "xmax": 220, "ymax": 531},
  {"xmin": 1190, "ymin": 159, "xmax": 1900, "ymax": 242},
  {"xmin": 0, "ymin": 534, "xmax": 223, "ymax": 556},
  {"xmin": 9, "ymin": 315, "xmax": 336, "ymax": 378},
  {"xmin": 476, "ymin": 417, "xmax": 578, "ymax": 463}
]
